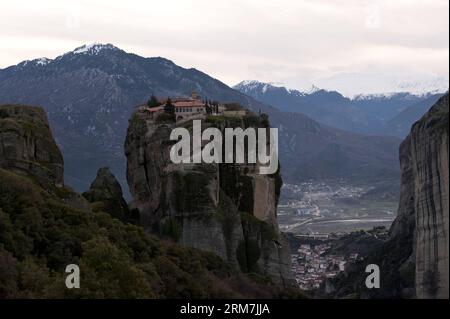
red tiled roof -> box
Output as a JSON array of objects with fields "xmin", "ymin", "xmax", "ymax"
[{"xmin": 173, "ymin": 100, "xmax": 204, "ymax": 108}]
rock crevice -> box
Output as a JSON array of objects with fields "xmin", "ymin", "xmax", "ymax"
[
  {"xmin": 0, "ymin": 104, "xmax": 64, "ymax": 187},
  {"xmin": 125, "ymin": 111, "xmax": 294, "ymax": 286},
  {"xmin": 392, "ymin": 93, "xmax": 449, "ymax": 298}
]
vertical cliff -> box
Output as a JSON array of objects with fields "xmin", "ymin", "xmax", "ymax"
[
  {"xmin": 82, "ymin": 167, "xmax": 131, "ymax": 221},
  {"xmin": 0, "ymin": 105, "xmax": 299, "ymax": 298},
  {"xmin": 406, "ymin": 93, "xmax": 448, "ymax": 298},
  {"xmin": 391, "ymin": 93, "xmax": 449, "ymax": 298},
  {"xmin": 326, "ymin": 94, "xmax": 448, "ymax": 299},
  {"xmin": 0, "ymin": 105, "xmax": 64, "ymax": 188},
  {"xmin": 125, "ymin": 110, "xmax": 294, "ymax": 287}
]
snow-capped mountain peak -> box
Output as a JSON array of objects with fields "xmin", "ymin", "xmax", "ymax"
[
  {"xmin": 234, "ymin": 80, "xmax": 323, "ymax": 96},
  {"xmin": 11, "ymin": 44, "xmax": 122, "ymax": 69},
  {"xmin": 16, "ymin": 57, "xmax": 52, "ymax": 68},
  {"xmin": 34, "ymin": 57, "xmax": 51, "ymax": 66},
  {"xmin": 70, "ymin": 43, "xmax": 120, "ymax": 55},
  {"xmin": 301, "ymin": 84, "xmax": 321, "ymax": 95},
  {"xmin": 234, "ymin": 80, "xmax": 269, "ymax": 91},
  {"xmin": 235, "ymin": 77, "xmax": 448, "ymax": 100}
]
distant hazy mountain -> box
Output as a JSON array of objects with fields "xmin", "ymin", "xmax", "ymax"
[
  {"xmin": 0, "ymin": 44, "xmax": 401, "ymax": 192},
  {"xmin": 384, "ymin": 93, "xmax": 448, "ymax": 137},
  {"xmin": 313, "ymin": 72, "xmax": 449, "ymax": 98},
  {"xmin": 234, "ymin": 80, "xmax": 445, "ymax": 137}
]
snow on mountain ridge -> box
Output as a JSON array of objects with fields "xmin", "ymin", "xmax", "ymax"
[
  {"xmin": 17, "ymin": 57, "xmax": 52, "ymax": 67},
  {"xmin": 235, "ymin": 79, "xmax": 448, "ymax": 100},
  {"xmin": 235, "ymin": 80, "xmax": 321, "ymax": 96},
  {"xmin": 352, "ymin": 88, "xmax": 448, "ymax": 101},
  {"xmin": 35, "ymin": 57, "xmax": 51, "ymax": 66},
  {"xmin": 69, "ymin": 43, "xmax": 120, "ymax": 55}
]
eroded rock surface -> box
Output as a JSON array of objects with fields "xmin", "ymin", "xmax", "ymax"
[
  {"xmin": 125, "ymin": 111, "xmax": 294, "ymax": 286},
  {"xmin": 0, "ymin": 104, "xmax": 63, "ymax": 187},
  {"xmin": 391, "ymin": 93, "xmax": 449, "ymax": 298},
  {"xmin": 83, "ymin": 167, "xmax": 130, "ymax": 220}
]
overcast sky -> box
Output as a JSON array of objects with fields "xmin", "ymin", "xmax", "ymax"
[{"xmin": 1, "ymin": 0, "xmax": 448, "ymax": 96}]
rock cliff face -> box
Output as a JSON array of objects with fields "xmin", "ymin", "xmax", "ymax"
[
  {"xmin": 393, "ymin": 93, "xmax": 449, "ymax": 298},
  {"xmin": 326, "ymin": 94, "xmax": 448, "ymax": 299},
  {"xmin": 0, "ymin": 104, "xmax": 63, "ymax": 187},
  {"xmin": 125, "ymin": 111, "xmax": 294, "ymax": 286},
  {"xmin": 82, "ymin": 167, "xmax": 131, "ymax": 221},
  {"xmin": 1, "ymin": 105, "xmax": 300, "ymax": 298}
]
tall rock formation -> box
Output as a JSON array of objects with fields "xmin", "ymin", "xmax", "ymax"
[
  {"xmin": 0, "ymin": 44, "xmax": 401, "ymax": 192},
  {"xmin": 125, "ymin": 109, "xmax": 294, "ymax": 287},
  {"xmin": 0, "ymin": 105, "xmax": 298, "ymax": 298},
  {"xmin": 0, "ymin": 104, "xmax": 63, "ymax": 187},
  {"xmin": 327, "ymin": 94, "xmax": 448, "ymax": 299},
  {"xmin": 82, "ymin": 167, "xmax": 131, "ymax": 221},
  {"xmin": 393, "ymin": 93, "xmax": 449, "ymax": 298}
]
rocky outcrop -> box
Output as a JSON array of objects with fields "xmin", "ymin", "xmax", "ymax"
[
  {"xmin": 0, "ymin": 44, "xmax": 401, "ymax": 194},
  {"xmin": 0, "ymin": 104, "xmax": 63, "ymax": 187},
  {"xmin": 125, "ymin": 111, "xmax": 294, "ymax": 286},
  {"xmin": 325, "ymin": 94, "xmax": 448, "ymax": 299},
  {"xmin": 0, "ymin": 105, "xmax": 300, "ymax": 299},
  {"xmin": 83, "ymin": 167, "xmax": 131, "ymax": 220},
  {"xmin": 389, "ymin": 93, "xmax": 449, "ymax": 298},
  {"xmin": 400, "ymin": 93, "xmax": 448, "ymax": 298}
]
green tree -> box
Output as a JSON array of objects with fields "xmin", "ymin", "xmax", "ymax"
[
  {"xmin": 161, "ymin": 98, "xmax": 176, "ymax": 122},
  {"xmin": 164, "ymin": 98, "xmax": 175, "ymax": 114},
  {"xmin": 78, "ymin": 236, "xmax": 153, "ymax": 298},
  {"xmin": 147, "ymin": 94, "xmax": 160, "ymax": 108}
]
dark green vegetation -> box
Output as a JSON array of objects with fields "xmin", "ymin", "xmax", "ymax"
[
  {"xmin": 288, "ymin": 228, "xmax": 388, "ymax": 259},
  {"xmin": 82, "ymin": 167, "xmax": 133, "ymax": 222},
  {"xmin": 322, "ymin": 231, "xmax": 414, "ymax": 299},
  {"xmin": 326, "ymin": 228, "xmax": 388, "ymax": 257},
  {"xmin": 147, "ymin": 94, "xmax": 161, "ymax": 108},
  {"xmin": 156, "ymin": 112, "xmax": 176, "ymax": 123},
  {"xmin": 156, "ymin": 98, "xmax": 176, "ymax": 123},
  {"xmin": 0, "ymin": 105, "xmax": 302, "ymax": 298},
  {"xmin": 238, "ymin": 212, "xmax": 278, "ymax": 273},
  {"xmin": 0, "ymin": 167, "xmax": 289, "ymax": 298},
  {"xmin": 124, "ymin": 109, "xmax": 296, "ymax": 286},
  {"xmin": 0, "ymin": 163, "xmax": 291, "ymax": 298},
  {"xmin": 421, "ymin": 93, "xmax": 449, "ymax": 135},
  {"xmin": 171, "ymin": 170, "xmax": 213, "ymax": 213}
]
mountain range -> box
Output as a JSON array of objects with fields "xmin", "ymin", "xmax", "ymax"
[
  {"xmin": 0, "ymin": 44, "xmax": 403, "ymax": 193},
  {"xmin": 234, "ymin": 80, "xmax": 446, "ymax": 137}
]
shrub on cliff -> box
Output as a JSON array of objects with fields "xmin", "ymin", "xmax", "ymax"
[
  {"xmin": 147, "ymin": 94, "xmax": 160, "ymax": 108},
  {"xmin": 156, "ymin": 112, "xmax": 175, "ymax": 123},
  {"xmin": 0, "ymin": 168, "xmax": 291, "ymax": 298}
]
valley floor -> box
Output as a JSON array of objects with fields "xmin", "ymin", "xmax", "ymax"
[
  {"xmin": 278, "ymin": 180, "xmax": 398, "ymax": 291},
  {"xmin": 286, "ymin": 226, "xmax": 389, "ymax": 291},
  {"xmin": 277, "ymin": 180, "xmax": 399, "ymax": 234}
]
